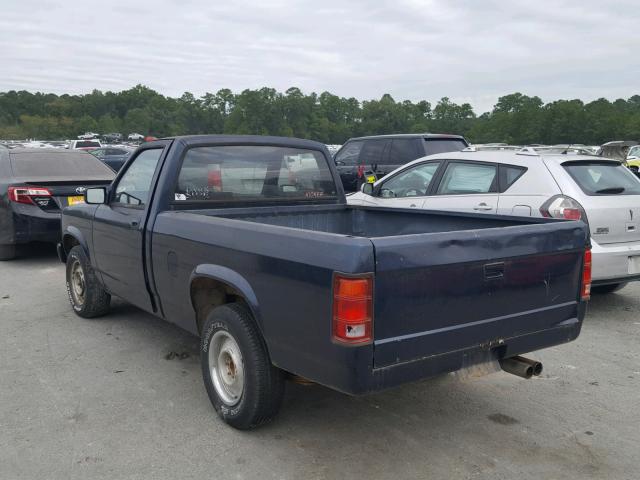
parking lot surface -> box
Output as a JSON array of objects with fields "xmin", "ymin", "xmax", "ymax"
[{"xmin": 1, "ymin": 245, "xmax": 638, "ymax": 480}]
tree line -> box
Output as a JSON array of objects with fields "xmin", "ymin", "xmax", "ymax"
[{"xmin": 1, "ymin": 85, "xmax": 639, "ymax": 145}]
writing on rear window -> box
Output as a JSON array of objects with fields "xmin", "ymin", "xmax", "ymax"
[{"xmin": 175, "ymin": 146, "xmax": 337, "ymax": 204}]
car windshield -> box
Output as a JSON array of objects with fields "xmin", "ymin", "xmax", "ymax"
[
  {"xmin": 175, "ymin": 145, "xmax": 338, "ymax": 205},
  {"xmin": 563, "ymin": 161, "xmax": 640, "ymax": 195}
]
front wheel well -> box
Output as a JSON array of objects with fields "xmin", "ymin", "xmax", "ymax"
[
  {"xmin": 190, "ymin": 277, "xmax": 253, "ymax": 335},
  {"xmin": 62, "ymin": 235, "xmax": 80, "ymax": 255}
]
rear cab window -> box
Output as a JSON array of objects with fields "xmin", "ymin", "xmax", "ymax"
[
  {"xmin": 174, "ymin": 145, "xmax": 337, "ymax": 205},
  {"xmin": 562, "ymin": 161, "xmax": 640, "ymax": 195}
]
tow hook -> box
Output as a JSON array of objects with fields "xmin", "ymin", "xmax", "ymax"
[{"xmin": 499, "ymin": 356, "xmax": 543, "ymax": 379}]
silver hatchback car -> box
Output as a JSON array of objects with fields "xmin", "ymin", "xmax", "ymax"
[{"xmin": 348, "ymin": 148, "xmax": 640, "ymax": 293}]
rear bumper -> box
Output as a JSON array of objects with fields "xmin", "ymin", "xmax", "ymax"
[
  {"xmin": 591, "ymin": 238, "xmax": 640, "ymax": 284},
  {"xmin": 9, "ymin": 206, "xmax": 61, "ymax": 244},
  {"xmin": 335, "ymin": 302, "xmax": 586, "ymax": 395}
]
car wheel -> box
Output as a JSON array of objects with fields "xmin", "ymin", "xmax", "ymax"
[
  {"xmin": 0, "ymin": 245, "xmax": 16, "ymax": 261},
  {"xmin": 591, "ymin": 283, "xmax": 627, "ymax": 294},
  {"xmin": 201, "ymin": 303, "xmax": 285, "ymax": 430},
  {"xmin": 65, "ymin": 245, "xmax": 111, "ymax": 318}
]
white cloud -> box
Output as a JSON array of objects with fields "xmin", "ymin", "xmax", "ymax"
[{"xmin": 0, "ymin": 0, "xmax": 638, "ymax": 113}]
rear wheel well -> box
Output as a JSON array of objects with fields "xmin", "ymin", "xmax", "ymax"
[{"xmin": 190, "ymin": 277, "xmax": 252, "ymax": 335}]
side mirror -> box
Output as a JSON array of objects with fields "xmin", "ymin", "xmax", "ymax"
[
  {"xmin": 85, "ymin": 187, "xmax": 107, "ymax": 204},
  {"xmin": 361, "ymin": 183, "xmax": 374, "ymax": 195}
]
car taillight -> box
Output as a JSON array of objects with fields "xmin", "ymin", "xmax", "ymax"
[
  {"xmin": 581, "ymin": 248, "xmax": 592, "ymax": 301},
  {"xmin": 540, "ymin": 195, "xmax": 587, "ymax": 222},
  {"xmin": 332, "ymin": 274, "xmax": 373, "ymax": 344},
  {"xmin": 7, "ymin": 186, "xmax": 52, "ymax": 205},
  {"xmin": 207, "ymin": 165, "xmax": 223, "ymax": 192}
]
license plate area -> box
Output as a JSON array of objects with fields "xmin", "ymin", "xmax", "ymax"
[{"xmin": 67, "ymin": 196, "xmax": 84, "ymax": 206}]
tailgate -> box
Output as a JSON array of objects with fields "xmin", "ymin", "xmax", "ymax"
[{"xmin": 371, "ymin": 221, "xmax": 588, "ymax": 368}]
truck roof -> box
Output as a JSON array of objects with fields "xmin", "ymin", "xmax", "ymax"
[{"xmin": 161, "ymin": 134, "xmax": 330, "ymax": 152}]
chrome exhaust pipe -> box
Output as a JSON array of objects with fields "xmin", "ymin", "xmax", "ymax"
[{"xmin": 499, "ymin": 356, "xmax": 543, "ymax": 379}]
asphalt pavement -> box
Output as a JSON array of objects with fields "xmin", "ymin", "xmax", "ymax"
[{"xmin": 1, "ymin": 244, "xmax": 638, "ymax": 479}]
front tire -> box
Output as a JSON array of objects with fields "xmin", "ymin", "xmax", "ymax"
[
  {"xmin": 65, "ymin": 245, "xmax": 111, "ymax": 318},
  {"xmin": 591, "ymin": 283, "xmax": 627, "ymax": 294},
  {"xmin": 201, "ymin": 303, "xmax": 285, "ymax": 429},
  {"xmin": 0, "ymin": 245, "xmax": 16, "ymax": 261}
]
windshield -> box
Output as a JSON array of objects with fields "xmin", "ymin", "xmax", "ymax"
[
  {"xmin": 175, "ymin": 145, "xmax": 338, "ymax": 205},
  {"xmin": 563, "ymin": 161, "xmax": 640, "ymax": 195}
]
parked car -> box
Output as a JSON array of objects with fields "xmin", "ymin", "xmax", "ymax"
[
  {"xmin": 597, "ymin": 140, "xmax": 638, "ymax": 161},
  {"xmin": 0, "ymin": 148, "xmax": 115, "ymax": 260},
  {"xmin": 102, "ymin": 133, "xmax": 123, "ymax": 143},
  {"xmin": 127, "ymin": 132, "xmax": 144, "ymax": 141},
  {"xmin": 69, "ymin": 139, "xmax": 102, "ymax": 151},
  {"xmin": 78, "ymin": 132, "xmax": 100, "ymax": 140},
  {"xmin": 333, "ymin": 134, "xmax": 468, "ymax": 192},
  {"xmin": 349, "ymin": 148, "xmax": 640, "ymax": 293},
  {"xmin": 58, "ymin": 135, "xmax": 589, "ymax": 429},
  {"xmin": 626, "ymin": 145, "xmax": 640, "ymax": 175},
  {"xmin": 89, "ymin": 147, "xmax": 133, "ymax": 172}
]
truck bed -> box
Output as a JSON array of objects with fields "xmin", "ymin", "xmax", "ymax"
[
  {"xmin": 153, "ymin": 203, "xmax": 587, "ymax": 391},
  {"xmin": 190, "ymin": 203, "xmax": 543, "ymax": 237}
]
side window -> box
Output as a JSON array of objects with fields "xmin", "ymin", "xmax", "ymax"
[
  {"xmin": 499, "ymin": 165, "xmax": 527, "ymax": 192},
  {"xmin": 113, "ymin": 149, "xmax": 162, "ymax": 206},
  {"xmin": 360, "ymin": 139, "xmax": 389, "ymax": 166},
  {"xmin": 380, "ymin": 162, "xmax": 441, "ymax": 198},
  {"xmin": 437, "ymin": 162, "xmax": 497, "ymax": 195},
  {"xmin": 334, "ymin": 141, "xmax": 364, "ymax": 166},
  {"xmin": 92, "ymin": 149, "xmax": 105, "ymax": 159},
  {"xmin": 388, "ymin": 139, "xmax": 420, "ymax": 165}
]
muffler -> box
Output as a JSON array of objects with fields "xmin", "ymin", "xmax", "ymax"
[{"xmin": 499, "ymin": 356, "xmax": 543, "ymax": 379}]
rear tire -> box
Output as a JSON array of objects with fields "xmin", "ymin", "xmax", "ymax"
[
  {"xmin": 591, "ymin": 283, "xmax": 627, "ymax": 294},
  {"xmin": 201, "ymin": 303, "xmax": 285, "ymax": 430},
  {"xmin": 65, "ymin": 245, "xmax": 111, "ymax": 318},
  {"xmin": 0, "ymin": 245, "xmax": 16, "ymax": 261}
]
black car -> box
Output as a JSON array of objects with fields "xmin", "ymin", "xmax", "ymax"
[
  {"xmin": 0, "ymin": 148, "xmax": 115, "ymax": 260},
  {"xmin": 334, "ymin": 133, "xmax": 469, "ymax": 192},
  {"xmin": 89, "ymin": 147, "xmax": 133, "ymax": 172}
]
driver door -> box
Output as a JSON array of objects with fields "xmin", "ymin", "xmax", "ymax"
[
  {"xmin": 92, "ymin": 147, "xmax": 165, "ymax": 312},
  {"xmin": 363, "ymin": 161, "xmax": 442, "ymax": 208}
]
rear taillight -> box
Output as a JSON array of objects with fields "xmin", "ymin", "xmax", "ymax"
[
  {"xmin": 540, "ymin": 195, "xmax": 587, "ymax": 222},
  {"xmin": 581, "ymin": 248, "xmax": 592, "ymax": 301},
  {"xmin": 7, "ymin": 186, "xmax": 52, "ymax": 205},
  {"xmin": 332, "ymin": 274, "xmax": 373, "ymax": 344}
]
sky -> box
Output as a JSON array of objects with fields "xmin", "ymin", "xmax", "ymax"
[{"xmin": 0, "ymin": 0, "xmax": 638, "ymax": 113}]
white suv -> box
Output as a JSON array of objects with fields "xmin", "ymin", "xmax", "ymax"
[{"xmin": 348, "ymin": 148, "xmax": 640, "ymax": 293}]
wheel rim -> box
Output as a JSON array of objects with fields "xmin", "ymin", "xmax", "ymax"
[
  {"xmin": 208, "ymin": 330, "xmax": 244, "ymax": 406},
  {"xmin": 70, "ymin": 259, "xmax": 86, "ymax": 306}
]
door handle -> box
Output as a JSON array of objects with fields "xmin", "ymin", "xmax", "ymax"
[
  {"xmin": 474, "ymin": 203, "xmax": 493, "ymax": 211},
  {"xmin": 129, "ymin": 220, "xmax": 139, "ymax": 229},
  {"xmin": 410, "ymin": 204, "xmax": 417, "ymax": 208}
]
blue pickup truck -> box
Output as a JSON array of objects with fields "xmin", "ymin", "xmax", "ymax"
[{"xmin": 58, "ymin": 135, "xmax": 591, "ymax": 429}]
